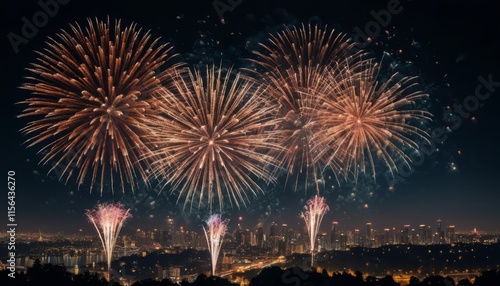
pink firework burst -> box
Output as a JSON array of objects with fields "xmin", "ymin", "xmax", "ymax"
[
  {"xmin": 85, "ymin": 202, "xmax": 131, "ymax": 277},
  {"xmin": 203, "ymin": 214, "xmax": 229, "ymax": 276},
  {"xmin": 301, "ymin": 195, "xmax": 329, "ymax": 267}
]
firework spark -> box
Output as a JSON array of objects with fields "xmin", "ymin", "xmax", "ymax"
[
  {"xmin": 18, "ymin": 17, "xmax": 180, "ymax": 194},
  {"xmin": 147, "ymin": 65, "xmax": 281, "ymax": 212},
  {"xmin": 85, "ymin": 202, "xmax": 131, "ymax": 277},
  {"xmin": 315, "ymin": 58, "xmax": 432, "ymax": 181},
  {"xmin": 203, "ymin": 214, "xmax": 229, "ymax": 276},
  {"xmin": 248, "ymin": 23, "xmax": 363, "ymax": 193},
  {"xmin": 301, "ymin": 195, "xmax": 329, "ymax": 267}
]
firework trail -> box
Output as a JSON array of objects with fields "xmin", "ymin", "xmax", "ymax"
[
  {"xmin": 147, "ymin": 64, "xmax": 281, "ymax": 212},
  {"xmin": 85, "ymin": 202, "xmax": 131, "ymax": 277},
  {"xmin": 314, "ymin": 58, "xmax": 432, "ymax": 181},
  {"xmin": 203, "ymin": 214, "xmax": 229, "ymax": 276},
  {"xmin": 18, "ymin": 17, "xmax": 180, "ymax": 194},
  {"xmin": 301, "ymin": 195, "xmax": 329, "ymax": 267},
  {"xmin": 247, "ymin": 23, "xmax": 363, "ymax": 194}
]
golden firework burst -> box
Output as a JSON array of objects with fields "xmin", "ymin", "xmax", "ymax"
[
  {"xmin": 18, "ymin": 17, "xmax": 181, "ymax": 194},
  {"xmin": 147, "ymin": 64, "xmax": 281, "ymax": 212}
]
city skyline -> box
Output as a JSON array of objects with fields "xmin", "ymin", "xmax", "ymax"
[
  {"xmin": 13, "ymin": 214, "xmax": 497, "ymax": 239},
  {"xmin": 4, "ymin": 215, "xmax": 499, "ymax": 265},
  {"xmin": 2, "ymin": 0, "xmax": 500, "ymax": 240},
  {"xmin": 4, "ymin": 226, "xmax": 499, "ymax": 285}
]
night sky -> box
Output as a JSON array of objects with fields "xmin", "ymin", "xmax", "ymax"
[{"xmin": 1, "ymin": 0, "xmax": 500, "ymax": 235}]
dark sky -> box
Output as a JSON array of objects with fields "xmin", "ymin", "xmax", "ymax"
[{"xmin": 1, "ymin": 0, "xmax": 500, "ymax": 235}]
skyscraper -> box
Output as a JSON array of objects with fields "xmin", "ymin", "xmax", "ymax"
[
  {"xmin": 166, "ymin": 217, "xmax": 175, "ymax": 248},
  {"xmin": 426, "ymin": 225, "xmax": 432, "ymax": 244},
  {"xmin": 256, "ymin": 223, "xmax": 264, "ymax": 247},
  {"xmin": 235, "ymin": 224, "xmax": 243, "ymax": 246},
  {"xmin": 317, "ymin": 232, "xmax": 327, "ymax": 251},
  {"xmin": 339, "ymin": 232, "xmax": 347, "ymax": 250},
  {"xmin": 419, "ymin": 224, "xmax": 426, "ymax": 245},
  {"xmin": 437, "ymin": 219, "xmax": 445, "ymax": 244},
  {"xmin": 411, "ymin": 228, "xmax": 417, "ymax": 244},
  {"xmin": 269, "ymin": 222, "xmax": 279, "ymax": 254},
  {"xmin": 402, "ymin": 225, "xmax": 410, "ymax": 245},
  {"xmin": 282, "ymin": 224, "xmax": 288, "ymax": 242},
  {"xmin": 270, "ymin": 222, "xmax": 278, "ymax": 238},
  {"xmin": 383, "ymin": 228, "xmax": 391, "ymax": 246},
  {"xmin": 447, "ymin": 225, "xmax": 456, "ymax": 243},
  {"xmin": 366, "ymin": 223, "xmax": 373, "ymax": 248},
  {"xmin": 391, "ymin": 227, "xmax": 398, "ymax": 244},
  {"xmin": 331, "ymin": 221, "xmax": 339, "ymax": 250},
  {"xmin": 354, "ymin": 229, "xmax": 360, "ymax": 246}
]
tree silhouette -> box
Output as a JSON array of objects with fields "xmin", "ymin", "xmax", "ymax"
[
  {"xmin": 473, "ymin": 269, "xmax": 500, "ymax": 286},
  {"xmin": 2, "ymin": 261, "xmax": 500, "ymax": 286},
  {"xmin": 457, "ymin": 278, "xmax": 473, "ymax": 286}
]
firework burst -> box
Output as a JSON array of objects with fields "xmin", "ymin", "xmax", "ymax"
[
  {"xmin": 314, "ymin": 58, "xmax": 432, "ymax": 181},
  {"xmin": 18, "ymin": 17, "xmax": 180, "ymax": 194},
  {"xmin": 248, "ymin": 23, "xmax": 363, "ymax": 193},
  {"xmin": 203, "ymin": 214, "xmax": 229, "ymax": 276},
  {"xmin": 147, "ymin": 64, "xmax": 281, "ymax": 212},
  {"xmin": 301, "ymin": 195, "xmax": 329, "ymax": 267},
  {"xmin": 85, "ymin": 202, "xmax": 131, "ymax": 277}
]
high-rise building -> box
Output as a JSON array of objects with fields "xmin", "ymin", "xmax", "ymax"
[
  {"xmin": 354, "ymin": 229, "xmax": 360, "ymax": 246},
  {"xmin": 446, "ymin": 225, "xmax": 456, "ymax": 243},
  {"xmin": 411, "ymin": 228, "xmax": 417, "ymax": 244},
  {"xmin": 277, "ymin": 225, "xmax": 287, "ymax": 256},
  {"xmin": 256, "ymin": 223, "xmax": 264, "ymax": 247},
  {"xmin": 174, "ymin": 226, "xmax": 185, "ymax": 247},
  {"xmin": 419, "ymin": 224, "xmax": 426, "ymax": 245},
  {"xmin": 366, "ymin": 223, "xmax": 373, "ymax": 248},
  {"xmin": 391, "ymin": 227, "xmax": 398, "ymax": 244},
  {"xmin": 426, "ymin": 225, "xmax": 432, "ymax": 244},
  {"xmin": 339, "ymin": 232, "xmax": 347, "ymax": 250},
  {"xmin": 270, "ymin": 222, "xmax": 278, "ymax": 238},
  {"xmin": 366, "ymin": 223, "xmax": 373, "ymax": 240},
  {"xmin": 167, "ymin": 267, "xmax": 181, "ymax": 283},
  {"xmin": 287, "ymin": 228, "xmax": 295, "ymax": 245},
  {"xmin": 242, "ymin": 229, "xmax": 251, "ymax": 246},
  {"xmin": 166, "ymin": 217, "xmax": 175, "ymax": 248},
  {"xmin": 235, "ymin": 225, "xmax": 243, "ymax": 246},
  {"xmin": 330, "ymin": 221, "xmax": 339, "ymax": 250},
  {"xmin": 437, "ymin": 219, "xmax": 445, "ymax": 244},
  {"xmin": 269, "ymin": 222, "xmax": 279, "ymax": 254},
  {"xmin": 383, "ymin": 228, "xmax": 391, "ymax": 245},
  {"xmin": 161, "ymin": 230, "xmax": 168, "ymax": 247},
  {"xmin": 282, "ymin": 224, "xmax": 288, "ymax": 242},
  {"xmin": 156, "ymin": 264, "xmax": 164, "ymax": 281},
  {"xmin": 317, "ymin": 232, "xmax": 327, "ymax": 252},
  {"xmin": 402, "ymin": 225, "xmax": 410, "ymax": 244}
]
